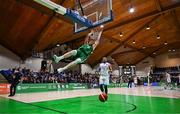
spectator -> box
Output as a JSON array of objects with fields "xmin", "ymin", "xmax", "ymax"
[
  {"xmin": 9, "ymin": 69, "xmax": 22, "ymax": 97},
  {"xmin": 128, "ymin": 77, "xmax": 133, "ymax": 88}
]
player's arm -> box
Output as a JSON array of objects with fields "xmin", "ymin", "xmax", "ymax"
[
  {"xmin": 97, "ymin": 65, "xmax": 101, "ymax": 76},
  {"xmin": 109, "ymin": 63, "xmax": 113, "ymax": 73},
  {"xmin": 84, "ymin": 30, "xmax": 94, "ymax": 44},
  {"xmin": 84, "ymin": 35, "xmax": 89, "ymax": 44},
  {"xmin": 92, "ymin": 28, "xmax": 103, "ymax": 50}
]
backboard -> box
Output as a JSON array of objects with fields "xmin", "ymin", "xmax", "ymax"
[{"xmin": 74, "ymin": 0, "xmax": 113, "ymax": 33}]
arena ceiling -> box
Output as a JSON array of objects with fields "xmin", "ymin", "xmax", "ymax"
[{"xmin": 0, "ymin": 0, "xmax": 180, "ymax": 66}]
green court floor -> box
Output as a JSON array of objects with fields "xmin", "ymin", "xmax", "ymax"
[{"xmin": 0, "ymin": 94, "xmax": 179, "ymax": 114}]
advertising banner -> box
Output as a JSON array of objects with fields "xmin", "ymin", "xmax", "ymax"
[
  {"xmin": 0, "ymin": 84, "xmax": 11, "ymax": 94},
  {"xmin": 16, "ymin": 83, "xmax": 128, "ymax": 93},
  {"xmin": 17, "ymin": 83, "xmax": 88, "ymax": 93},
  {"xmin": 17, "ymin": 83, "xmax": 58, "ymax": 93},
  {"xmin": 58, "ymin": 83, "xmax": 88, "ymax": 91},
  {"xmin": 108, "ymin": 83, "xmax": 128, "ymax": 88}
]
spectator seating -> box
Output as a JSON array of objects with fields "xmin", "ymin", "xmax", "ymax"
[
  {"xmin": 0, "ymin": 70, "xmax": 13, "ymax": 83},
  {"xmin": 0, "ymin": 73, "xmax": 8, "ymax": 83}
]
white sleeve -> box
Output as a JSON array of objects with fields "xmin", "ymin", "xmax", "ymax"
[
  {"xmin": 99, "ymin": 63, "xmax": 102, "ymax": 69},
  {"xmin": 107, "ymin": 62, "xmax": 111, "ymax": 67}
]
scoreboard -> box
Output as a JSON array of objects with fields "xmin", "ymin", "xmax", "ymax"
[{"xmin": 119, "ymin": 66, "xmax": 136, "ymax": 76}]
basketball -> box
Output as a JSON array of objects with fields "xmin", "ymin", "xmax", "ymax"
[{"xmin": 99, "ymin": 93, "xmax": 108, "ymax": 102}]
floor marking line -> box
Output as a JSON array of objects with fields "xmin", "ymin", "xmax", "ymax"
[
  {"xmin": 27, "ymin": 103, "xmax": 67, "ymax": 114},
  {"xmin": 0, "ymin": 96, "xmax": 67, "ymax": 114},
  {"xmin": 125, "ymin": 102, "xmax": 137, "ymax": 113}
]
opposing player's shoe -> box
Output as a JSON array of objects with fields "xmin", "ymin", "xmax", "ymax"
[
  {"xmin": 8, "ymin": 94, "xmax": 13, "ymax": 97},
  {"xmin": 52, "ymin": 55, "xmax": 60, "ymax": 63}
]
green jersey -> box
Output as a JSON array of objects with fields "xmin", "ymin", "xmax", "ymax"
[{"xmin": 75, "ymin": 44, "xmax": 93, "ymax": 63}]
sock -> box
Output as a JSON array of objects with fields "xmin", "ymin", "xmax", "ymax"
[
  {"xmin": 57, "ymin": 56, "xmax": 64, "ymax": 61},
  {"xmin": 53, "ymin": 55, "xmax": 64, "ymax": 63},
  {"xmin": 104, "ymin": 85, "xmax": 108, "ymax": 94},
  {"xmin": 100, "ymin": 84, "xmax": 104, "ymax": 93}
]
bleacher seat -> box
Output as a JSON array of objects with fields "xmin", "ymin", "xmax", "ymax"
[
  {"xmin": 0, "ymin": 73, "xmax": 8, "ymax": 83},
  {"xmin": 151, "ymin": 82, "xmax": 159, "ymax": 86},
  {"xmin": 144, "ymin": 83, "xmax": 148, "ymax": 86},
  {"xmin": 0, "ymin": 70, "xmax": 12, "ymax": 83}
]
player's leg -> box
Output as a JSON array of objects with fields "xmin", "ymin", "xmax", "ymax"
[
  {"xmin": 104, "ymin": 76, "xmax": 109, "ymax": 94},
  {"xmin": 52, "ymin": 50, "xmax": 77, "ymax": 63},
  {"xmin": 57, "ymin": 58, "xmax": 82, "ymax": 73},
  {"xmin": 128, "ymin": 81, "xmax": 130, "ymax": 88},
  {"xmin": 100, "ymin": 84, "xmax": 104, "ymax": 93},
  {"xmin": 164, "ymin": 82, "xmax": 167, "ymax": 89},
  {"xmin": 130, "ymin": 82, "xmax": 132, "ymax": 88},
  {"xmin": 8, "ymin": 84, "xmax": 14, "ymax": 97},
  {"xmin": 12, "ymin": 84, "xmax": 17, "ymax": 96},
  {"xmin": 167, "ymin": 82, "xmax": 170, "ymax": 89},
  {"xmin": 104, "ymin": 85, "xmax": 108, "ymax": 94},
  {"xmin": 99, "ymin": 76, "xmax": 105, "ymax": 93},
  {"xmin": 169, "ymin": 82, "xmax": 173, "ymax": 90}
]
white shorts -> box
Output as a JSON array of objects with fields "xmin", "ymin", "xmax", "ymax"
[
  {"xmin": 99, "ymin": 76, "xmax": 109, "ymax": 85},
  {"xmin": 167, "ymin": 79, "xmax": 171, "ymax": 83}
]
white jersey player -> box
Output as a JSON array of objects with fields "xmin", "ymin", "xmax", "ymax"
[
  {"xmin": 164, "ymin": 72, "xmax": 172, "ymax": 89},
  {"xmin": 99, "ymin": 57, "xmax": 112, "ymax": 95},
  {"xmin": 166, "ymin": 72, "xmax": 171, "ymax": 83}
]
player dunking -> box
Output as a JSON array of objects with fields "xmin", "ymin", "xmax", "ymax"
[
  {"xmin": 99, "ymin": 57, "xmax": 112, "ymax": 96},
  {"xmin": 52, "ymin": 26, "xmax": 104, "ymax": 73}
]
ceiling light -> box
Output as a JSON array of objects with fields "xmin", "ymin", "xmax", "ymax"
[
  {"xmin": 120, "ymin": 32, "xmax": 123, "ymax": 37},
  {"xmin": 157, "ymin": 34, "xmax": 160, "ymax": 39},
  {"xmin": 173, "ymin": 49, "xmax": 175, "ymax": 52},
  {"xmin": 168, "ymin": 49, "xmax": 171, "ymax": 52},
  {"xmin": 146, "ymin": 25, "xmax": 150, "ymax": 30},
  {"xmin": 56, "ymin": 44, "xmax": 60, "ymax": 47},
  {"xmin": 129, "ymin": 7, "xmax": 135, "ymax": 13},
  {"xmin": 142, "ymin": 46, "xmax": 146, "ymax": 49},
  {"xmin": 164, "ymin": 42, "xmax": 168, "ymax": 45},
  {"xmin": 153, "ymin": 52, "xmax": 156, "ymax": 55},
  {"xmin": 100, "ymin": 25, "xmax": 104, "ymax": 28},
  {"xmin": 133, "ymin": 40, "xmax": 136, "ymax": 44}
]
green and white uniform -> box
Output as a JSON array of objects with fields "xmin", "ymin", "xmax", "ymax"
[{"xmin": 75, "ymin": 44, "xmax": 93, "ymax": 63}]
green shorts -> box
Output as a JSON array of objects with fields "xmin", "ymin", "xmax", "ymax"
[{"xmin": 74, "ymin": 44, "xmax": 93, "ymax": 63}]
